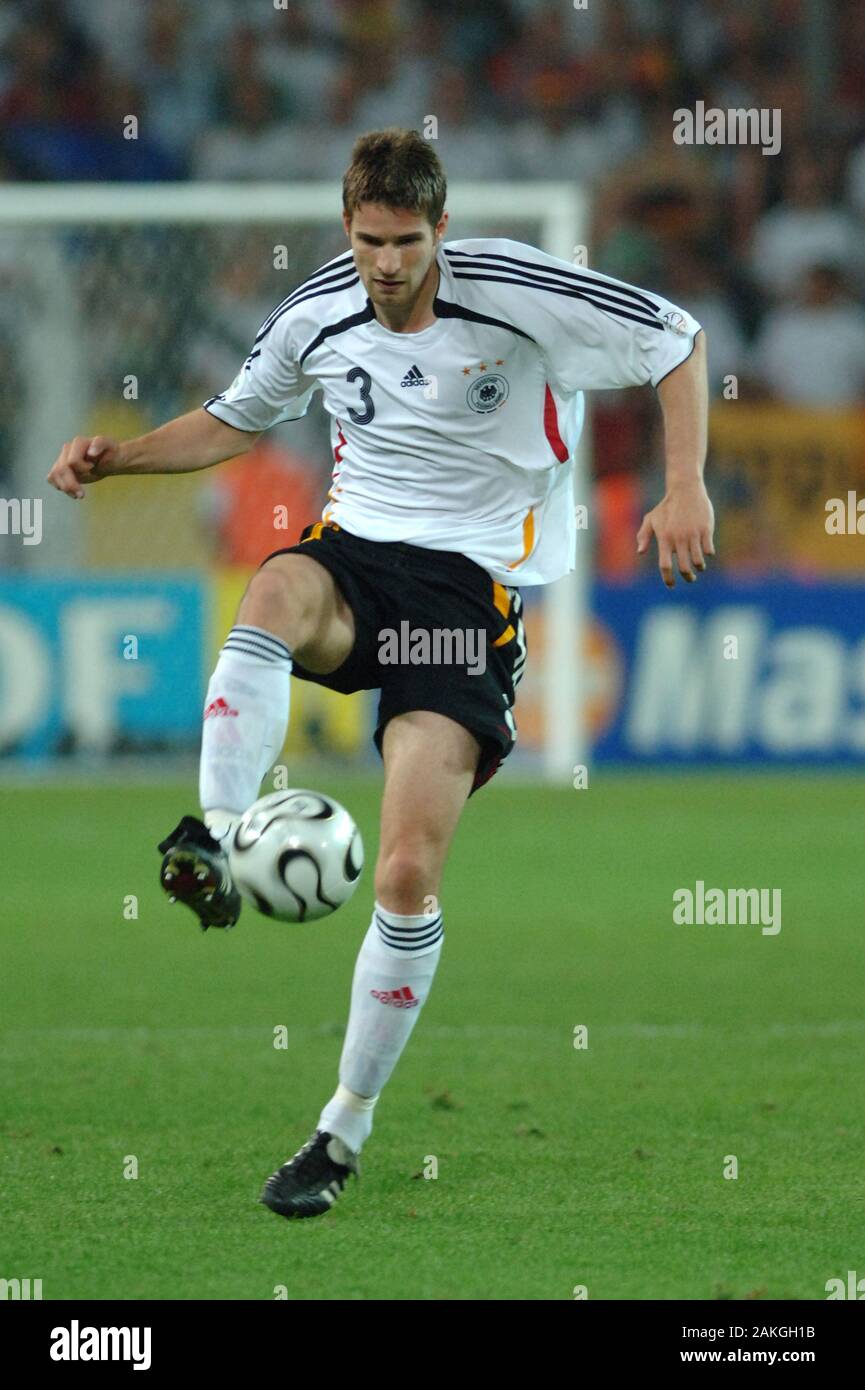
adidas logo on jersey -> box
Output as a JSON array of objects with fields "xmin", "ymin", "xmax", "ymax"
[
  {"xmin": 370, "ymin": 985, "xmax": 419, "ymax": 1008},
  {"xmin": 400, "ymin": 364, "xmax": 428, "ymax": 388}
]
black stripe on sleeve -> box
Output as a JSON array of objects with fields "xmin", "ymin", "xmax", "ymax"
[
  {"xmin": 254, "ymin": 271, "xmax": 360, "ymax": 345},
  {"xmin": 448, "ymin": 271, "xmax": 664, "ymax": 330},
  {"xmin": 444, "ymin": 247, "xmax": 661, "ymax": 314},
  {"xmin": 257, "ymin": 253, "xmax": 355, "ymax": 337}
]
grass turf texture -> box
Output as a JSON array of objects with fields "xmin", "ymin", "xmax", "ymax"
[{"xmin": 1, "ymin": 772, "xmax": 862, "ymax": 1301}]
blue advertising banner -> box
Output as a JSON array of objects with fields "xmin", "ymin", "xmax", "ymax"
[
  {"xmin": 3, "ymin": 574, "xmax": 863, "ymax": 765},
  {"xmin": 590, "ymin": 579, "xmax": 865, "ymax": 763},
  {"xmin": 0, "ymin": 575, "xmax": 206, "ymax": 757}
]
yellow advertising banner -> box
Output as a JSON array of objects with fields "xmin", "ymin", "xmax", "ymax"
[{"xmin": 709, "ymin": 404, "xmax": 865, "ymax": 572}]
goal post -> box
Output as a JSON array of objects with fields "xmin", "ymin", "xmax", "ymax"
[{"xmin": 0, "ymin": 182, "xmax": 587, "ymax": 779}]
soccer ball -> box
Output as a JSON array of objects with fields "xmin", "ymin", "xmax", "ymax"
[{"xmin": 228, "ymin": 789, "xmax": 363, "ymax": 922}]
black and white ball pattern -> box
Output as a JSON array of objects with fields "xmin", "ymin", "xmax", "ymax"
[{"xmin": 228, "ymin": 790, "xmax": 363, "ymax": 922}]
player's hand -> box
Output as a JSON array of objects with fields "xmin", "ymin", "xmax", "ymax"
[
  {"xmin": 636, "ymin": 480, "xmax": 715, "ymax": 588},
  {"xmin": 47, "ymin": 435, "xmax": 120, "ymax": 499}
]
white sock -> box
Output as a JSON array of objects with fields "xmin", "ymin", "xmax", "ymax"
[
  {"xmin": 199, "ymin": 624, "xmax": 292, "ymax": 827},
  {"xmin": 203, "ymin": 808, "xmax": 241, "ymax": 844},
  {"xmin": 318, "ymin": 902, "xmax": 444, "ymax": 1152}
]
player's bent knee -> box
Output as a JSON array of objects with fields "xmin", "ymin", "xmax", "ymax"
[
  {"xmin": 374, "ymin": 845, "xmax": 440, "ymax": 913},
  {"xmin": 238, "ymin": 567, "xmax": 297, "ymax": 636},
  {"xmin": 238, "ymin": 559, "xmax": 321, "ymax": 649}
]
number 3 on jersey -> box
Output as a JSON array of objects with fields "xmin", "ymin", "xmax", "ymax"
[{"xmin": 346, "ymin": 367, "xmax": 375, "ymax": 425}]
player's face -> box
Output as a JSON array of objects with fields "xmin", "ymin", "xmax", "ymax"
[{"xmin": 344, "ymin": 204, "xmax": 447, "ymax": 313}]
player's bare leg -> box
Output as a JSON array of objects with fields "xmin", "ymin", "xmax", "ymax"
[
  {"xmin": 261, "ymin": 710, "xmax": 480, "ymax": 1218},
  {"xmin": 158, "ymin": 554, "xmax": 355, "ymax": 929},
  {"xmin": 373, "ymin": 709, "xmax": 479, "ymax": 911},
  {"xmin": 238, "ymin": 553, "xmax": 356, "ymax": 674}
]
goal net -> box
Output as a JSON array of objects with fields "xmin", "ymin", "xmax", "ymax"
[{"xmin": 0, "ymin": 183, "xmax": 586, "ymax": 778}]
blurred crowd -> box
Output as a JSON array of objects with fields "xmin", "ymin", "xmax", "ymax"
[
  {"xmin": 2, "ymin": 0, "xmax": 865, "ymax": 574},
  {"xmin": 3, "ymin": 0, "xmax": 865, "ymax": 411}
]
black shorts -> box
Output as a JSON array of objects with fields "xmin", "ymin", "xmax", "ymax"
[{"xmin": 263, "ymin": 521, "xmax": 527, "ymax": 795}]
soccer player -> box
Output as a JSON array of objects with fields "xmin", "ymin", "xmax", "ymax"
[{"xmin": 48, "ymin": 129, "xmax": 713, "ymax": 1219}]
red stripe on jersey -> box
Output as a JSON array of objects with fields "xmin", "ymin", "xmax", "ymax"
[
  {"xmin": 543, "ymin": 385, "xmax": 569, "ymax": 462},
  {"xmin": 334, "ymin": 423, "xmax": 347, "ymax": 465}
]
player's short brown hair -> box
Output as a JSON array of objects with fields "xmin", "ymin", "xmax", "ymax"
[{"xmin": 343, "ymin": 128, "xmax": 447, "ymax": 227}]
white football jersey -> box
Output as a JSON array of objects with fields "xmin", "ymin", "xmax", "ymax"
[{"xmin": 205, "ymin": 238, "xmax": 702, "ymax": 585}]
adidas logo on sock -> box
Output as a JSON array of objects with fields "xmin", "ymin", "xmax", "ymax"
[
  {"xmin": 370, "ymin": 985, "xmax": 419, "ymax": 1008},
  {"xmin": 400, "ymin": 364, "xmax": 428, "ymax": 388},
  {"xmin": 204, "ymin": 697, "xmax": 238, "ymax": 719}
]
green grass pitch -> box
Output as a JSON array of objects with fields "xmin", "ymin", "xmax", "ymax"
[{"xmin": 1, "ymin": 771, "xmax": 862, "ymax": 1300}]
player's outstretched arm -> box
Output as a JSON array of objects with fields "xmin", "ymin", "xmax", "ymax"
[
  {"xmin": 636, "ymin": 330, "xmax": 715, "ymax": 588},
  {"xmin": 47, "ymin": 408, "xmax": 261, "ymax": 500}
]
